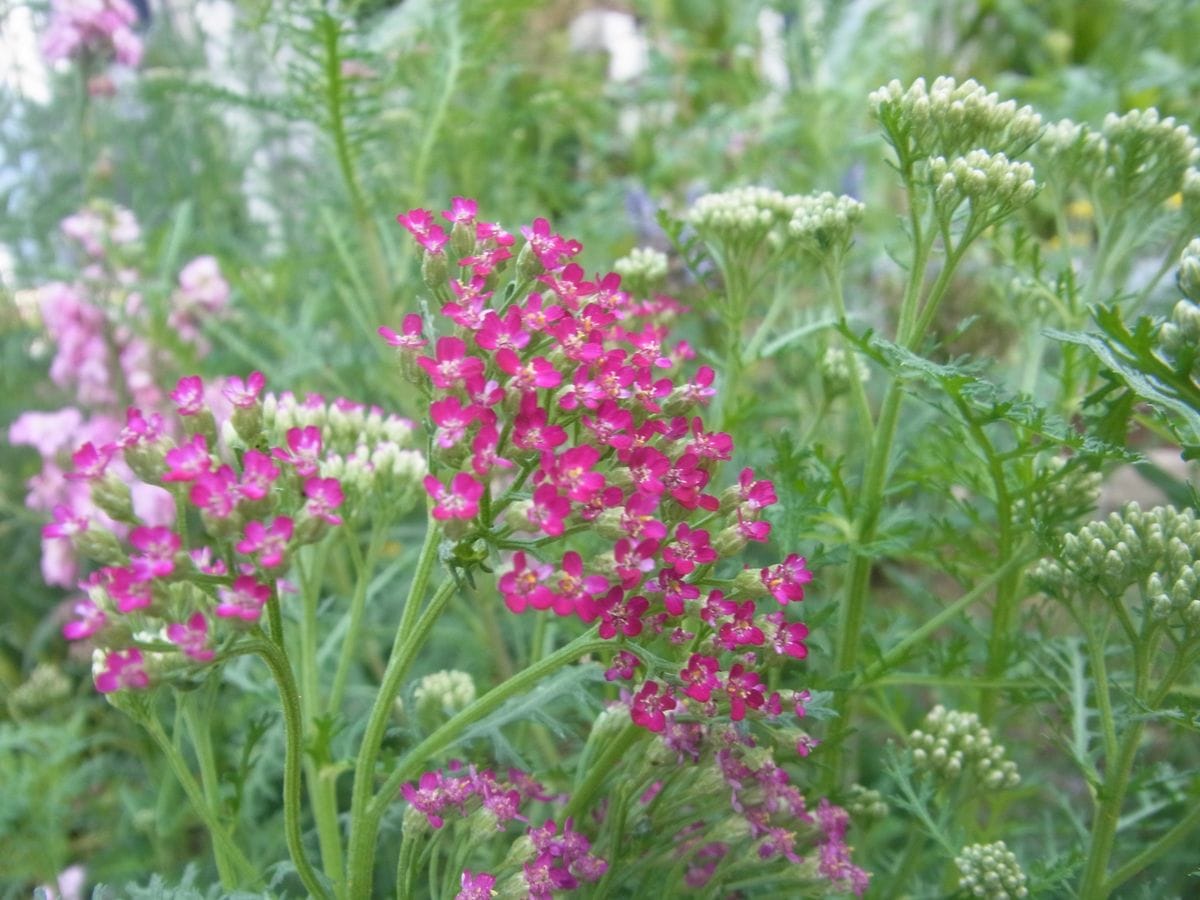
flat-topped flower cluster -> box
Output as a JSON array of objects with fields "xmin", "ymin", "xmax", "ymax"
[
  {"xmin": 53, "ymin": 376, "xmax": 423, "ymax": 692},
  {"xmin": 387, "ymin": 197, "xmax": 815, "ymax": 742}
]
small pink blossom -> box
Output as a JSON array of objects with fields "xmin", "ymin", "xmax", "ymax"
[
  {"xmin": 272, "ymin": 426, "xmax": 323, "ymax": 477},
  {"xmin": 163, "ymin": 433, "xmax": 212, "ymax": 483},
  {"xmin": 761, "ymin": 554, "xmax": 813, "ymax": 604},
  {"xmin": 424, "ymin": 472, "xmax": 484, "ymax": 521},
  {"xmin": 378, "ymin": 314, "xmax": 428, "ymax": 352},
  {"xmin": 63, "ymin": 597, "xmax": 106, "ymax": 641},
  {"xmin": 129, "ymin": 526, "xmax": 181, "ymax": 579},
  {"xmin": 166, "ymin": 612, "xmax": 215, "ymax": 662},
  {"xmin": 304, "ymin": 478, "xmax": 345, "ymax": 525},
  {"xmin": 66, "ymin": 442, "xmax": 111, "ymax": 481},
  {"xmin": 631, "ymin": 680, "xmax": 677, "ymax": 732},
  {"xmin": 170, "ymin": 375, "xmax": 206, "ymax": 416},
  {"xmin": 94, "ymin": 648, "xmax": 149, "ymax": 693},
  {"xmin": 216, "ymin": 575, "xmax": 271, "ymax": 621},
  {"xmin": 222, "ymin": 371, "xmax": 266, "ymax": 408},
  {"xmin": 455, "ymin": 870, "xmax": 495, "ymax": 900},
  {"xmin": 237, "ymin": 517, "xmax": 294, "ymax": 569}
]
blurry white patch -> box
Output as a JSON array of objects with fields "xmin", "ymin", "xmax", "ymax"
[
  {"xmin": 569, "ymin": 10, "xmax": 648, "ymax": 83},
  {"xmin": 0, "ymin": 6, "xmax": 51, "ymax": 104},
  {"xmin": 757, "ymin": 8, "xmax": 789, "ymax": 92}
]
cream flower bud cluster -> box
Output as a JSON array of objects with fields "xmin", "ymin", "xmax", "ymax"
[
  {"xmin": 787, "ymin": 191, "xmax": 865, "ymax": 257},
  {"xmin": 954, "ymin": 841, "xmax": 1029, "ymax": 899},
  {"xmin": 1040, "ymin": 111, "xmax": 1199, "ymax": 209},
  {"xmin": 1179, "ymin": 237, "xmax": 1200, "ymax": 303},
  {"xmin": 909, "ymin": 705, "xmax": 1020, "ymax": 790},
  {"xmin": 263, "ymin": 391, "xmax": 426, "ymax": 504},
  {"xmin": 929, "ymin": 150, "xmax": 1038, "ymax": 217},
  {"xmin": 820, "ymin": 346, "xmax": 870, "ymax": 394},
  {"xmin": 688, "ymin": 186, "xmax": 803, "ymax": 244},
  {"xmin": 845, "ymin": 783, "xmax": 888, "ymax": 820},
  {"xmin": 869, "ymin": 76, "xmax": 1042, "ymax": 161},
  {"xmin": 613, "ymin": 247, "xmax": 669, "ymax": 289},
  {"xmin": 412, "ymin": 669, "xmax": 477, "ymax": 718},
  {"xmin": 1156, "ymin": 238, "xmax": 1200, "ymax": 380},
  {"xmin": 1036, "ymin": 503, "xmax": 1187, "ymax": 588}
]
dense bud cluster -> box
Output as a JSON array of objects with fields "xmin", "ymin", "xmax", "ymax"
[
  {"xmin": 411, "ymin": 669, "xmax": 477, "ymax": 722},
  {"xmin": 688, "ymin": 186, "xmax": 803, "ymax": 247},
  {"xmin": 1012, "ymin": 456, "xmax": 1102, "ymax": 528},
  {"xmin": 1034, "ymin": 503, "xmax": 1200, "ymax": 634},
  {"xmin": 929, "ymin": 150, "xmax": 1038, "ymax": 219},
  {"xmin": 954, "ymin": 841, "xmax": 1029, "ymax": 899},
  {"xmin": 844, "ymin": 784, "xmax": 888, "ymax": 821},
  {"xmin": 869, "ymin": 77, "xmax": 1042, "ymax": 162},
  {"xmin": 908, "ymin": 705, "xmax": 1020, "ymax": 790},
  {"xmin": 613, "ymin": 247, "xmax": 669, "ymax": 295},
  {"xmin": 1039, "ymin": 110, "xmax": 1199, "ymax": 211},
  {"xmin": 787, "ymin": 192, "xmax": 866, "ymax": 261},
  {"xmin": 1159, "ymin": 239, "xmax": 1200, "ymax": 376}
]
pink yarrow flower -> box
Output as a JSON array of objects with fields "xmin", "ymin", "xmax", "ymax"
[
  {"xmin": 222, "ymin": 371, "xmax": 265, "ymax": 408},
  {"xmin": 166, "ymin": 612, "xmax": 215, "ymax": 662},
  {"xmin": 216, "ymin": 575, "xmax": 271, "ymax": 621},
  {"xmin": 94, "ymin": 648, "xmax": 149, "ymax": 693},
  {"xmin": 762, "ymin": 554, "xmax": 813, "ymax": 604},
  {"xmin": 304, "ymin": 478, "xmax": 345, "ymax": 525},
  {"xmin": 236, "ymin": 517, "xmax": 294, "ymax": 569},
  {"xmin": 425, "ymin": 472, "xmax": 484, "ymax": 521},
  {"xmin": 378, "ymin": 314, "xmax": 428, "ymax": 352}
]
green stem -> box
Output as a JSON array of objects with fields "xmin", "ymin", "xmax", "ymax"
[
  {"xmin": 824, "ymin": 260, "xmax": 874, "ymax": 434},
  {"xmin": 182, "ymin": 694, "xmax": 237, "ymax": 890},
  {"xmin": 394, "ymin": 826, "xmax": 419, "ymax": 900},
  {"xmin": 1076, "ymin": 625, "xmax": 1155, "ymax": 898},
  {"xmin": 296, "ymin": 542, "xmax": 346, "ymax": 896},
  {"xmin": 1102, "ymin": 800, "xmax": 1200, "ymax": 896},
  {"xmin": 367, "ymin": 631, "xmax": 611, "ymax": 821},
  {"xmin": 562, "ymin": 723, "xmax": 643, "ymax": 822},
  {"xmin": 345, "ymin": 523, "xmax": 443, "ymax": 898},
  {"xmin": 139, "ymin": 712, "xmax": 261, "ymax": 888},
  {"xmin": 320, "ymin": 12, "xmax": 390, "ymax": 308},
  {"xmin": 330, "ymin": 522, "xmax": 387, "ymax": 713},
  {"xmin": 855, "ymin": 546, "xmax": 1032, "ymax": 686},
  {"xmin": 244, "ymin": 639, "xmax": 334, "ymax": 900},
  {"xmin": 1086, "ymin": 621, "xmax": 1119, "ymax": 766},
  {"xmin": 1076, "ymin": 718, "xmax": 1145, "ymax": 898}
]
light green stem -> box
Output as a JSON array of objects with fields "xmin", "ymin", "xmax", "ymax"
[
  {"xmin": 330, "ymin": 522, "xmax": 387, "ymax": 713},
  {"xmin": 561, "ymin": 723, "xmax": 643, "ymax": 822},
  {"xmin": 245, "ymin": 638, "xmax": 334, "ymax": 900},
  {"xmin": 297, "ymin": 541, "xmax": 346, "ymax": 896},
  {"xmin": 1103, "ymin": 800, "xmax": 1200, "ymax": 895},
  {"xmin": 140, "ymin": 713, "xmax": 261, "ymax": 888},
  {"xmin": 1076, "ymin": 626, "xmax": 1155, "ymax": 898},
  {"xmin": 824, "ymin": 260, "xmax": 874, "ymax": 433},
  {"xmin": 345, "ymin": 523, "xmax": 443, "ymax": 898},
  {"xmin": 182, "ymin": 696, "xmax": 237, "ymax": 889}
]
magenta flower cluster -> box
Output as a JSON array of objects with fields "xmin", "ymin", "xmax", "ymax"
[
  {"xmin": 56, "ymin": 372, "xmax": 354, "ymax": 691},
  {"xmin": 388, "ymin": 197, "xmax": 814, "ymax": 741},
  {"xmin": 399, "ymin": 762, "xmax": 606, "ymax": 900}
]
